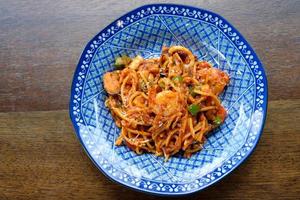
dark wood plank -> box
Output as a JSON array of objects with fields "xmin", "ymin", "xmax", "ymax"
[
  {"xmin": 1, "ymin": 99, "xmax": 299, "ymax": 200},
  {"xmin": 0, "ymin": 0, "xmax": 299, "ymax": 112}
]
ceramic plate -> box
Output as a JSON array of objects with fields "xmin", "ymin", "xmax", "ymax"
[{"xmin": 69, "ymin": 4, "xmax": 268, "ymax": 196}]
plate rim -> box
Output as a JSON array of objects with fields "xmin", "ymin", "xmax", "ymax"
[{"xmin": 69, "ymin": 3, "xmax": 268, "ymax": 196}]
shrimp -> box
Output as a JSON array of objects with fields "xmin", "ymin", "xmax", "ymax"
[
  {"xmin": 153, "ymin": 90, "xmax": 183, "ymax": 116},
  {"xmin": 208, "ymin": 68, "xmax": 230, "ymax": 95},
  {"xmin": 103, "ymin": 71, "xmax": 120, "ymax": 94},
  {"xmin": 197, "ymin": 68, "xmax": 229, "ymax": 95}
]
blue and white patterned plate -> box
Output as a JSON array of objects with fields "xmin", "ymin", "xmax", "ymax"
[{"xmin": 69, "ymin": 4, "xmax": 268, "ymax": 196}]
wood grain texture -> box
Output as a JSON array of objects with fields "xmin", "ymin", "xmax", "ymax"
[
  {"xmin": 1, "ymin": 100, "xmax": 300, "ymax": 200},
  {"xmin": 1, "ymin": 0, "xmax": 300, "ymax": 199},
  {"xmin": 0, "ymin": 0, "xmax": 299, "ymax": 112}
]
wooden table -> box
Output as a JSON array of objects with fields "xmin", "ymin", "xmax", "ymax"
[{"xmin": 1, "ymin": 0, "xmax": 299, "ymax": 199}]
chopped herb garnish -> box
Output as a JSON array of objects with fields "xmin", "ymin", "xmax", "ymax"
[
  {"xmin": 148, "ymin": 81, "xmax": 154, "ymax": 87},
  {"xmin": 160, "ymin": 72, "xmax": 167, "ymax": 78},
  {"xmin": 162, "ymin": 60, "xmax": 169, "ymax": 68},
  {"xmin": 214, "ymin": 116, "xmax": 222, "ymax": 125},
  {"xmin": 158, "ymin": 81, "xmax": 165, "ymax": 89},
  {"xmin": 189, "ymin": 86, "xmax": 196, "ymax": 97},
  {"xmin": 114, "ymin": 64, "xmax": 125, "ymax": 69},
  {"xmin": 188, "ymin": 104, "xmax": 200, "ymax": 116},
  {"xmin": 140, "ymin": 81, "xmax": 147, "ymax": 92},
  {"xmin": 116, "ymin": 100, "xmax": 122, "ymax": 107},
  {"xmin": 172, "ymin": 76, "xmax": 183, "ymax": 83},
  {"xmin": 194, "ymin": 85, "xmax": 202, "ymax": 91},
  {"xmin": 114, "ymin": 55, "xmax": 131, "ymax": 69}
]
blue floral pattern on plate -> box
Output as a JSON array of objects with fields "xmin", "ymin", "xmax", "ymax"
[{"xmin": 69, "ymin": 4, "xmax": 268, "ymax": 195}]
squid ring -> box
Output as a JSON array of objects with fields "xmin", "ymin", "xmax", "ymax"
[{"xmin": 168, "ymin": 46, "xmax": 195, "ymax": 68}]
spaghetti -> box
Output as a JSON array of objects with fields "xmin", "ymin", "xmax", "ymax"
[{"xmin": 103, "ymin": 46, "xmax": 229, "ymax": 159}]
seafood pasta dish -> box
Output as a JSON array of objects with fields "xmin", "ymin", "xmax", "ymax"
[{"xmin": 103, "ymin": 46, "xmax": 229, "ymax": 159}]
